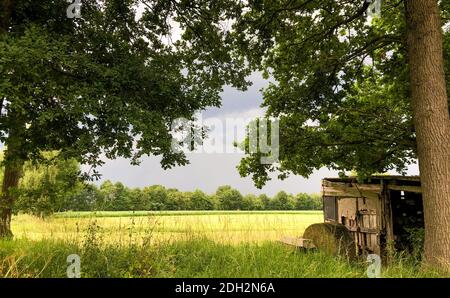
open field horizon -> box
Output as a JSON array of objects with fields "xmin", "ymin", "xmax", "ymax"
[{"xmin": 11, "ymin": 211, "xmax": 324, "ymax": 245}]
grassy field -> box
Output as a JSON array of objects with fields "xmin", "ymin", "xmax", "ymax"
[
  {"xmin": 11, "ymin": 211, "xmax": 323, "ymax": 245},
  {"xmin": 0, "ymin": 211, "xmax": 447, "ymax": 278}
]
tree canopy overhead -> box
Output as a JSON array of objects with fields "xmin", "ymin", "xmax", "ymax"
[
  {"xmin": 0, "ymin": 0, "xmax": 250, "ymax": 171},
  {"xmin": 235, "ymin": 0, "xmax": 449, "ymax": 187}
]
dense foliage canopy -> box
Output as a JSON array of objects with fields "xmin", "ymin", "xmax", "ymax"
[
  {"xmin": 235, "ymin": 0, "xmax": 450, "ymax": 187},
  {"xmin": 0, "ymin": 0, "xmax": 250, "ymax": 174}
]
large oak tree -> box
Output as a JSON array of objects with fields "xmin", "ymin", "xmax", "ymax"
[{"xmin": 0, "ymin": 0, "xmax": 250, "ymax": 237}]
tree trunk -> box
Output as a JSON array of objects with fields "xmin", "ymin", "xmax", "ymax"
[
  {"xmin": 405, "ymin": 0, "xmax": 450, "ymax": 270},
  {"xmin": 0, "ymin": 0, "xmax": 20, "ymax": 239},
  {"xmin": 0, "ymin": 116, "xmax": 25, "ymax": 239},
  {"xmin": 0, "ymin": 157, "xmax": 22, "ymax": 238}
]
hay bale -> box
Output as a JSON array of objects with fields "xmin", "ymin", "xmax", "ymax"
[{"xmin": 303, "ymin": 223, "xmax": 356, "ymax": 260}]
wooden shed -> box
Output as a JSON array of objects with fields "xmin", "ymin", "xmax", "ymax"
[{"xmin": 321, "ymin": 176, "xmax": 423, "ymax": 256}]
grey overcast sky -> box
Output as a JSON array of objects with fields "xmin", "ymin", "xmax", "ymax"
[
  {"xmin": 91, "ymin": 72, "xmax": 337, "ymax": 196},
  {"xmin": 90, "ymin": 72, "xmax": 419, "ymax": 196}
]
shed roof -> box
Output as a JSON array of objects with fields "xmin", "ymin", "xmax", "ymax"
[
  {"xmin": 323, "ymin": 175, "xmax": 420, "ymax": 183},
  {"xmin": 322, "ymin": 175, "xmax": 422, "ymax": 198}
]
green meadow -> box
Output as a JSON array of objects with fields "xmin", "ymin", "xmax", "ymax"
[{"xmin": 0, "ymin": 211, "xmax": 446, "ymax": 278}]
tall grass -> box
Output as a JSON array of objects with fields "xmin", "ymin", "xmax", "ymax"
[
  {"xmin": 1, "ymin": 237, "xmax": 445, "ymax": 278},
  {"xmin": 1, "ymin": 211, "xmax": 447, "ymax": 278},
  {"xmin": 11, "ymin": 212, "xmax": 323, "ymax": 244}
]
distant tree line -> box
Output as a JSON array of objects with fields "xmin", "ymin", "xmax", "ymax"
[
  {"xmin": 60, "ymin": 183, "xmax": 323, "ymax": 212},
  {"xmin": 1, "ymin": 153, "xmax": 322, "ymax": 216}
]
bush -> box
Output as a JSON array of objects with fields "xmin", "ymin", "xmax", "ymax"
[{"xmin": 405, "ymin": 227, "xmax": 425, "ymax": 259}]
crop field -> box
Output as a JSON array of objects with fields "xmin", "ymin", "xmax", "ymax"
[{"xmin": 11, "ymin": 211, "xmax": 324, "ymax": 245}]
